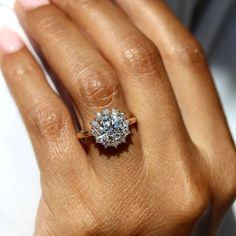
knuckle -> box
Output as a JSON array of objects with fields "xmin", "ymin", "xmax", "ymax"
[
  {"xmin": 221, "ymin": 184, "xmax": 236, "ymax": 205},
  {"xmin": 62, "ymin": 0, "xmax": 98, "ymax": 11},
  {"xmin": 70, "ymin": 0, "xmax": 93, "ymax": 6},
  {"xmin": 77, "ymin": 65, "xmax": 120, "ymax": 109},
  {"xmin": 188, "ymin": 191, "xmax": 209, "ymax": 220},
  {"xmin": 181, "ymin": 197, "xmax": 209, "ymax": 224},
  {"xmin": 217, "ymin": 151, "xmax": 236, "ymax": 203},
  {"xmin": 168, "ymin": 38, "xmax": 207, "ymax": 65},
  {"xmin": 177, "ymin": 182, "xmax": 209, "ymax": 223},
  {"xmin": 31, "ymin": 7, "xmax": 68, "ymax": 39},
  {"xmin": 8, "ymin": 59, "xmax": 35, "ymax": 82},
  {"xmin": 120, "ymin": 33, "xmax": 162, "ymax": 74},
  {"xmin": 27, "ymin": 100, "xmax": 67, "ymax": 139}
]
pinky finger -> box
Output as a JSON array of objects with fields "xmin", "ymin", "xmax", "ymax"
[{"xmin": 0, "ymin": 27, "xmax": 89, "ymax": 200}]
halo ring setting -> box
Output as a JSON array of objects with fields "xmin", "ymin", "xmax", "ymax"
[{"xmin": 77, "ymin": 108, "xmax": 136, "ymax": 148}]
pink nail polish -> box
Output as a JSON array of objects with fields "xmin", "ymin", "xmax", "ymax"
[
  {"xmin": 0, "ymin": 27, "xmax": 24, "ymax": 54},
  {"xmin": 17, "ymin": 0, "xmax": 49, "ymax": 10}
]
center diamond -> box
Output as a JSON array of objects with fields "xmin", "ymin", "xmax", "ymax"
[{"xmin": 91, "ymin": 108, "xmax": 130, "ymax": 148}]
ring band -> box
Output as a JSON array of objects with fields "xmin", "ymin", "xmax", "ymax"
[{"xmin": 77, "ymin": 108, "xmax": 137, "ymax": 148}]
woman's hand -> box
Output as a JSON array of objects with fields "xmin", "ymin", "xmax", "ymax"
[{"xmin": 0, "ymin": 0, "xmax": 236, "ymax": 235}]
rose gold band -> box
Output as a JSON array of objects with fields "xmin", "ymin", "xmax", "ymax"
[{"xmin": 77, "ymin": 117, "xmax": 137, "ymax": 139}]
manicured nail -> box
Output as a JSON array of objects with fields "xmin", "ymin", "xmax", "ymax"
[
  {"xmin": 0, "ymin": 27, "xmax": 24, "ymax": 54},
  {"xmin": 17, "ymin": 0, "xmax": 49, "ymax": 11}
]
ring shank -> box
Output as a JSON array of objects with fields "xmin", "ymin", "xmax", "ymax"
[{"xmin": 77, "ymin": 117, "xmax": 137, "ymax": 139}]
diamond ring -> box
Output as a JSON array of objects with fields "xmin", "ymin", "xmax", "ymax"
[{"xmin": 77, "ymin": 108, "xmax": 137, "ymax": 148}]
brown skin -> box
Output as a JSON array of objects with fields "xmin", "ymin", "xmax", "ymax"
[{"xmin": 0, "ymin": 0, "xmax": 236, "ymax": 235}]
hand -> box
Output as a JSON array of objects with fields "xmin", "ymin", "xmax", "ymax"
[{"xmin": 0, "ymin": 0, "xmax": 235, "ymax": 235}]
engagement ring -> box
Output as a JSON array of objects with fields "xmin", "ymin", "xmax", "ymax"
[{"xmin": 77, "ymin": 108, "xmax": 136, "ymax": 148}]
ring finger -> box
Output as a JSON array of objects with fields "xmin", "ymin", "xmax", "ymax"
[{"xmin": 50, "ymin": 0, "xmax": 192, "ymax": 163}]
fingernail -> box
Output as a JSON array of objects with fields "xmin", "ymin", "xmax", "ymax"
[
  {"xmin": 16, "ymin": 0, "xmax": 50, "ymax": 11},
  {"xmin": 0, "ymin": 27, "xmax": 24, "ymax": 54}
]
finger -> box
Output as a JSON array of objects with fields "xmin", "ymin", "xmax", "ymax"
[
  {"xmin": 0, "ymin": 27, "xmax": 89, "ymax": 202},
  {"xmin": 15, "ymin": 1, "xmax": 144, "ymax": 176},
  {"xmin": 51, "ymin": 0, "xmax": 191, "ymax": 154},
  {"xmin": 15, "ymin": 1, "xmax": 129, "ymax": 131},
  {"xmin": 114, "ymin": 0, "xmax": 234, "ymax": 152}
]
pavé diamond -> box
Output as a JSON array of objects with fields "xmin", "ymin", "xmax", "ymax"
[{"xmin": 91, "ymin": 108, "xmax": 130, "ymax": 148}]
